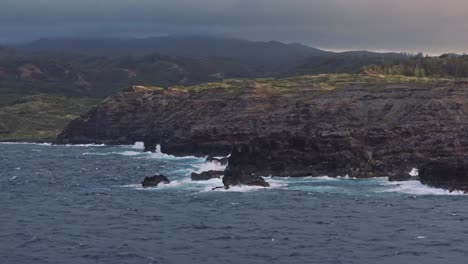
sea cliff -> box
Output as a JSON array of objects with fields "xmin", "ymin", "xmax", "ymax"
[{"xmin": 57, "ymin": 74, "xmax": 468, "ymax": 191}]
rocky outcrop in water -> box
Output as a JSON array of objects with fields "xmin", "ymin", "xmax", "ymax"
[
  {"xmin": 388, "ymin": 173, "xmax": 414, "ymax": 182},
  {"xmin": 191, "ymin": 171, "xmax": 224, "ymax": 181},
  {"xmin": 141, "ymin": 174, "xmax": 171, "ymax": 187},
  {"xmin": 57, "ymin": 75, "xmax": 468, "ymax": 189},
  {"xmin": 205, "ymin": 156, "xmax": 229, "ymax": 166},
  {"xmin": 419, "ymin": 159, "xmax": 468, "ymax": 193}
]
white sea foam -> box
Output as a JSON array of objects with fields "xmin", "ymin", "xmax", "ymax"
[
  {"xmin": 0, "ymin": 142, "xmax": 108, "ymax": 147},
  {"xmin": 206, "ymin": 177, "xmax": 287, "ymax": 193},
  {"xmin": 193, "ymin": 160, "xmax": 227, "ymax": 173},
  {"xmin": 121, "ymin": 178, "xmax": 221, "ymax": 191},
  {"xmin": 64, "ymin": 144, "xmax": 106, "ymax": 147},
  {"xmin": 132, "ymin": 142, "xmax": 145, "ymax": 150},
  {"xmin": 409, "ymin": 168, "xmax": 419, "ymax": 177},
  {"xmin": 146, "ymin": 151, "xmax": 198, "ymax": 160},
  {"xmin": 381, "ymin": 180, "xmax": 466, "ymax": 196},
  {"xmin": 144, "ymin": 145, "xmax": 199, "ymax": 160},
  {"xmin": 276, "ymin": 175, "xmax": 352, "ymax": 182},
  {"xmin": 0, "ymin": 142, "xmax": 52, "ymax": 146},
  {"xmin": 119, "ymin": 151, "xmax": 143, "ymax": 156},
  {"xmin": 119, "ymin": 176, "xmax": 286, "ymax": 193},
  {"xmin": 83, "ymin": 144, "xmax": 200, "ymax": 160},
  {"xmin": 82, "ymin": 152, "xmax": 111, "ymax": 156}
]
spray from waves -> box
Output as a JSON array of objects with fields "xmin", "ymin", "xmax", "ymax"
[
  {"xmin": 193, "ymin": 160, "xmax": 227, "ymax": 173},
  {"xmin": 119, "ymin": 151, "xmax": 143, "ymax": 156},
  {"xmin": 132, "ymin": 142, "xmax": 145, "ymax": 150},
  {"xmin": 145, "ymin": 145, "xmax": 199, "ymax": 160},
  {"xmin": 1, "ymin": 142, "xmax": 108, "ymax": 147},
  {"xmin": 380, "ymin": 180, "xmax": 466, "ymax": 196},
  {"xmin": 83, "ymin": 150, "xmax": 144, "ymax": 156},
  {"xmin": 0, "ymin": 142, "xmax": 52, "ymax": 146},
  {"xmin": 205, "ymin": 177, "xmax": 287, "ymax": 193},
  {"xmin": 84, "ymin": 144, "xmax": 201, "ymax": 160},
  {"xmin": 283, "ymin": 175, "xmax": 352, "ymax": 182},
  {"xmin": 63, "ymin": 144, "xmax": 106, "ymax": 147},
  {"xmin": 120, "ymin": 177, "xmax": 286, "ymax": 193},
  {"xmin": 120, "ymin": 178, "xmax": 223, "ymax": 191}
]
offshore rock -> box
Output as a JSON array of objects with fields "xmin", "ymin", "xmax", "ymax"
[
  {"xmin": 141, "ymin": 174, "xmax": 171, "ymax": 188},
  {"xmin": 205, "ymin": 156, "xmax": 229, "ymax": 166},
  {"xmin": 191, "ymin": 171, "xmax": 224, "ymax": 181},
  {"xmin": 419, "ymin": 159, "xmax": 468, "ymax": 193},
  {"xmin": 388, "ymin": 172, "xmax": 413, "ymax": 182}
]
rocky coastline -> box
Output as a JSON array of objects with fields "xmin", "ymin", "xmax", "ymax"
[{"xmin": 56, "ymin": 74, "xmax": 468, "ymax": 192}]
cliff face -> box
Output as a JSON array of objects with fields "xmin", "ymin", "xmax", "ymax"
[{"xmin": 57, "ymin": 75, "xmax": 468, "ymax": 187}]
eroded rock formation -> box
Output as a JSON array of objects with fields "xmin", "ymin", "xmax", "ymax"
[
  {"xmin": 57, "ymin": 75, "xmax": 468, "ymax": 189},
  {"xmin": 141, "ymin": 174, "xmax": 171, "ymax": 187},
  {"xmin": 191, "ymin": 171, "xmax": 224, "ymax": 181},
  {"xmin": 419, "ymin": 159, "xmax": 468, "ymax": 193}
]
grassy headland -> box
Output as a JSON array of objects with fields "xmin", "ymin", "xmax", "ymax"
[{"xmin": 0, "ymin": 95, "xmax": 100, "ymax": 142}]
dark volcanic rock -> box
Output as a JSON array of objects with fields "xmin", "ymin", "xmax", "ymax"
[
  {"xmin": 222, "ymin": 134, "xmax": 384, "ymax": 186},
  {"xmin": 57, "ymin": 76, "xmax": 468, "ymax": 188},
  {"xmin": 223, "ymin": 168, "xmax": 270, "ymax": 188},
  {"xmin": 419, "ymin": 159, "xmax": 468, "ymax": 193},
  {"xmin": 141, "ymin": 174, "xmax": 171, "ymax": 187},
  {"xmin": 206, "ymin": 156, "xmax": 229, "ymax": 166},
  {"xmin": 191, "ymin": 170, "xmax": 224, "ymax": 181},
  {"xmin": 388, "ymin": 172, "xmax": 413, "ymax": 182}
]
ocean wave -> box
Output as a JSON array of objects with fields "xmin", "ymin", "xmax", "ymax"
[
  {"xmin": 193, "ymin": 160, "xmax": 227, "ymax": 173},
  {"xmin": 144, "ymin": 144, "xmax": 199, "ymax": 160},
  {"xmin": 119, "ymin": 151, "xmax": 143, "ymax": 156},
  {"xmin": 63, "ymin": 144, "xmax": 106, "ymax": 147},
  {"xmin": 131, "ymin": 142, "xmax": 145, "ymax": 150},
  {"xmin": 208, "ymin": 178, "xmax": 287, "ymax": 193},
  {"xmin": 119, "ymin": 178, "xmax": 222, "ymax": 191},
  {"xmin": 118, "ymin": 176, "xmax": 286, "ymax": 193},
  {"xmin": 0, "ymin": 142, "xmax": 52, "ymax": 146},
  {"xmin": 0, "ymin": 142, "xmax": 110, "ymax": 147},
  {"xmin": 83, "ymin": 144, "xmax": 201, "ymax": 160},
  {"xmin": 82, "ymin": 151, "xmax": 143, "ymax": 156},
  {"xmin": 380, "ymin": 180, "xmax": 466, "ymax": 196}
]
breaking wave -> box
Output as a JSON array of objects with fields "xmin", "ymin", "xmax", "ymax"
[
  {"xmin": 83, "ymin": 144, "xmax": 199, "ymax": 160},
  {"xmin": 0, "ymin": 142, "xmax": 52, "ymax": 146},
  {"xmin": 193, "ymin": 160, "xmax": 227, "ymax": 173},
  {"xmin": 381, "ymin": 180, "xmax": 466, "ymax": 196},
  {"xmin": 132, "ymin": 141, "xmax": 145, "ymax": 150}
]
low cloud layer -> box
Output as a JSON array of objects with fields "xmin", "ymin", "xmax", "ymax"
[{"xmin": 1, "ymin": 0, "xmax": 467, "ymax": 53}]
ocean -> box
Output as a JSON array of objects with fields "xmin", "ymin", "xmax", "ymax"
[{"xmin": 1, "ymin": 142, "xmax": 467, "ymax": 264}]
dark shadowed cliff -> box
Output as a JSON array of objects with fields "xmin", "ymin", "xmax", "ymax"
[{"xmin": 57, "ymin": 74, "xmax": 468, "ymax": 189}]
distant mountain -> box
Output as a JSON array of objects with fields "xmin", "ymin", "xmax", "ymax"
[
  {"xmin": 0, "ymin": 38, "xmax": 414, "ymax": 103},
  {"xmin": 18, "ymin": 36, "xmax": 332, "ymax": 61},
  {"xmin": 0, "ymin": 53, "xmax": 270, "ymax": 102}
]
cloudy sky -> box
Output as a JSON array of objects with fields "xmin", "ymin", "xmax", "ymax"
[{"xmin": 1, "ymin": 0, "xmax": 467, "ymax": 54}]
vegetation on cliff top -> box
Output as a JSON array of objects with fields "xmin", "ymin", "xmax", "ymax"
[
  {"xmin": 168, "ymin": 73, "xmax": 453, "ymax": 94},
  {"xmin": 363, "ymin": 53, "xmax": 468, "ymax": 78},
  {"xmin": 0, "ymin": 95, "xmax": 99, "ymax": 141},
  {"xmin": 1, "ymin": 72, "xmax": 458, "ymax": 141}
]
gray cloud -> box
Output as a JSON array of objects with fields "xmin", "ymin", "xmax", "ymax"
[{"xmin": 1, "ymin": 0, "xmax": 467, "ymax": 53}]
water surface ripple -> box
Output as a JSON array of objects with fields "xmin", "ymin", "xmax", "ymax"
[{"xmin": 1, "ymin": 143, "xmax": 467, "ymax": 264}]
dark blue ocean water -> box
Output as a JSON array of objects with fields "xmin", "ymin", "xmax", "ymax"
[{"xmin": 1, "ymin": 143, "xmax": 468, "ymax": 264}]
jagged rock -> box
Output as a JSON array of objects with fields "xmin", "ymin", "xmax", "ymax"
[
  {"xmin": 419, "ymin": 159, "xmax": 468, "ymax": 193},
  {"xmin": 191, "ymin": 170, "xmax": 224, "ymax": 181},
  {"xmin": 388, "ymin": 172, "xmax": 413, "ymax": 182},
  {"xmin": 223, "ymin": 169, "xmax": 270, "ymax": 188},
  {"xmin": 141, "ymin": 174, "xmax": 171, "ymax": 187},
  {"xmin": 205, "ymin": 156, "xmax": 229, "ymax": 166},
  {"xmin": 57, "ymin": 77, "xmax": 468, "ymax": 188}
]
